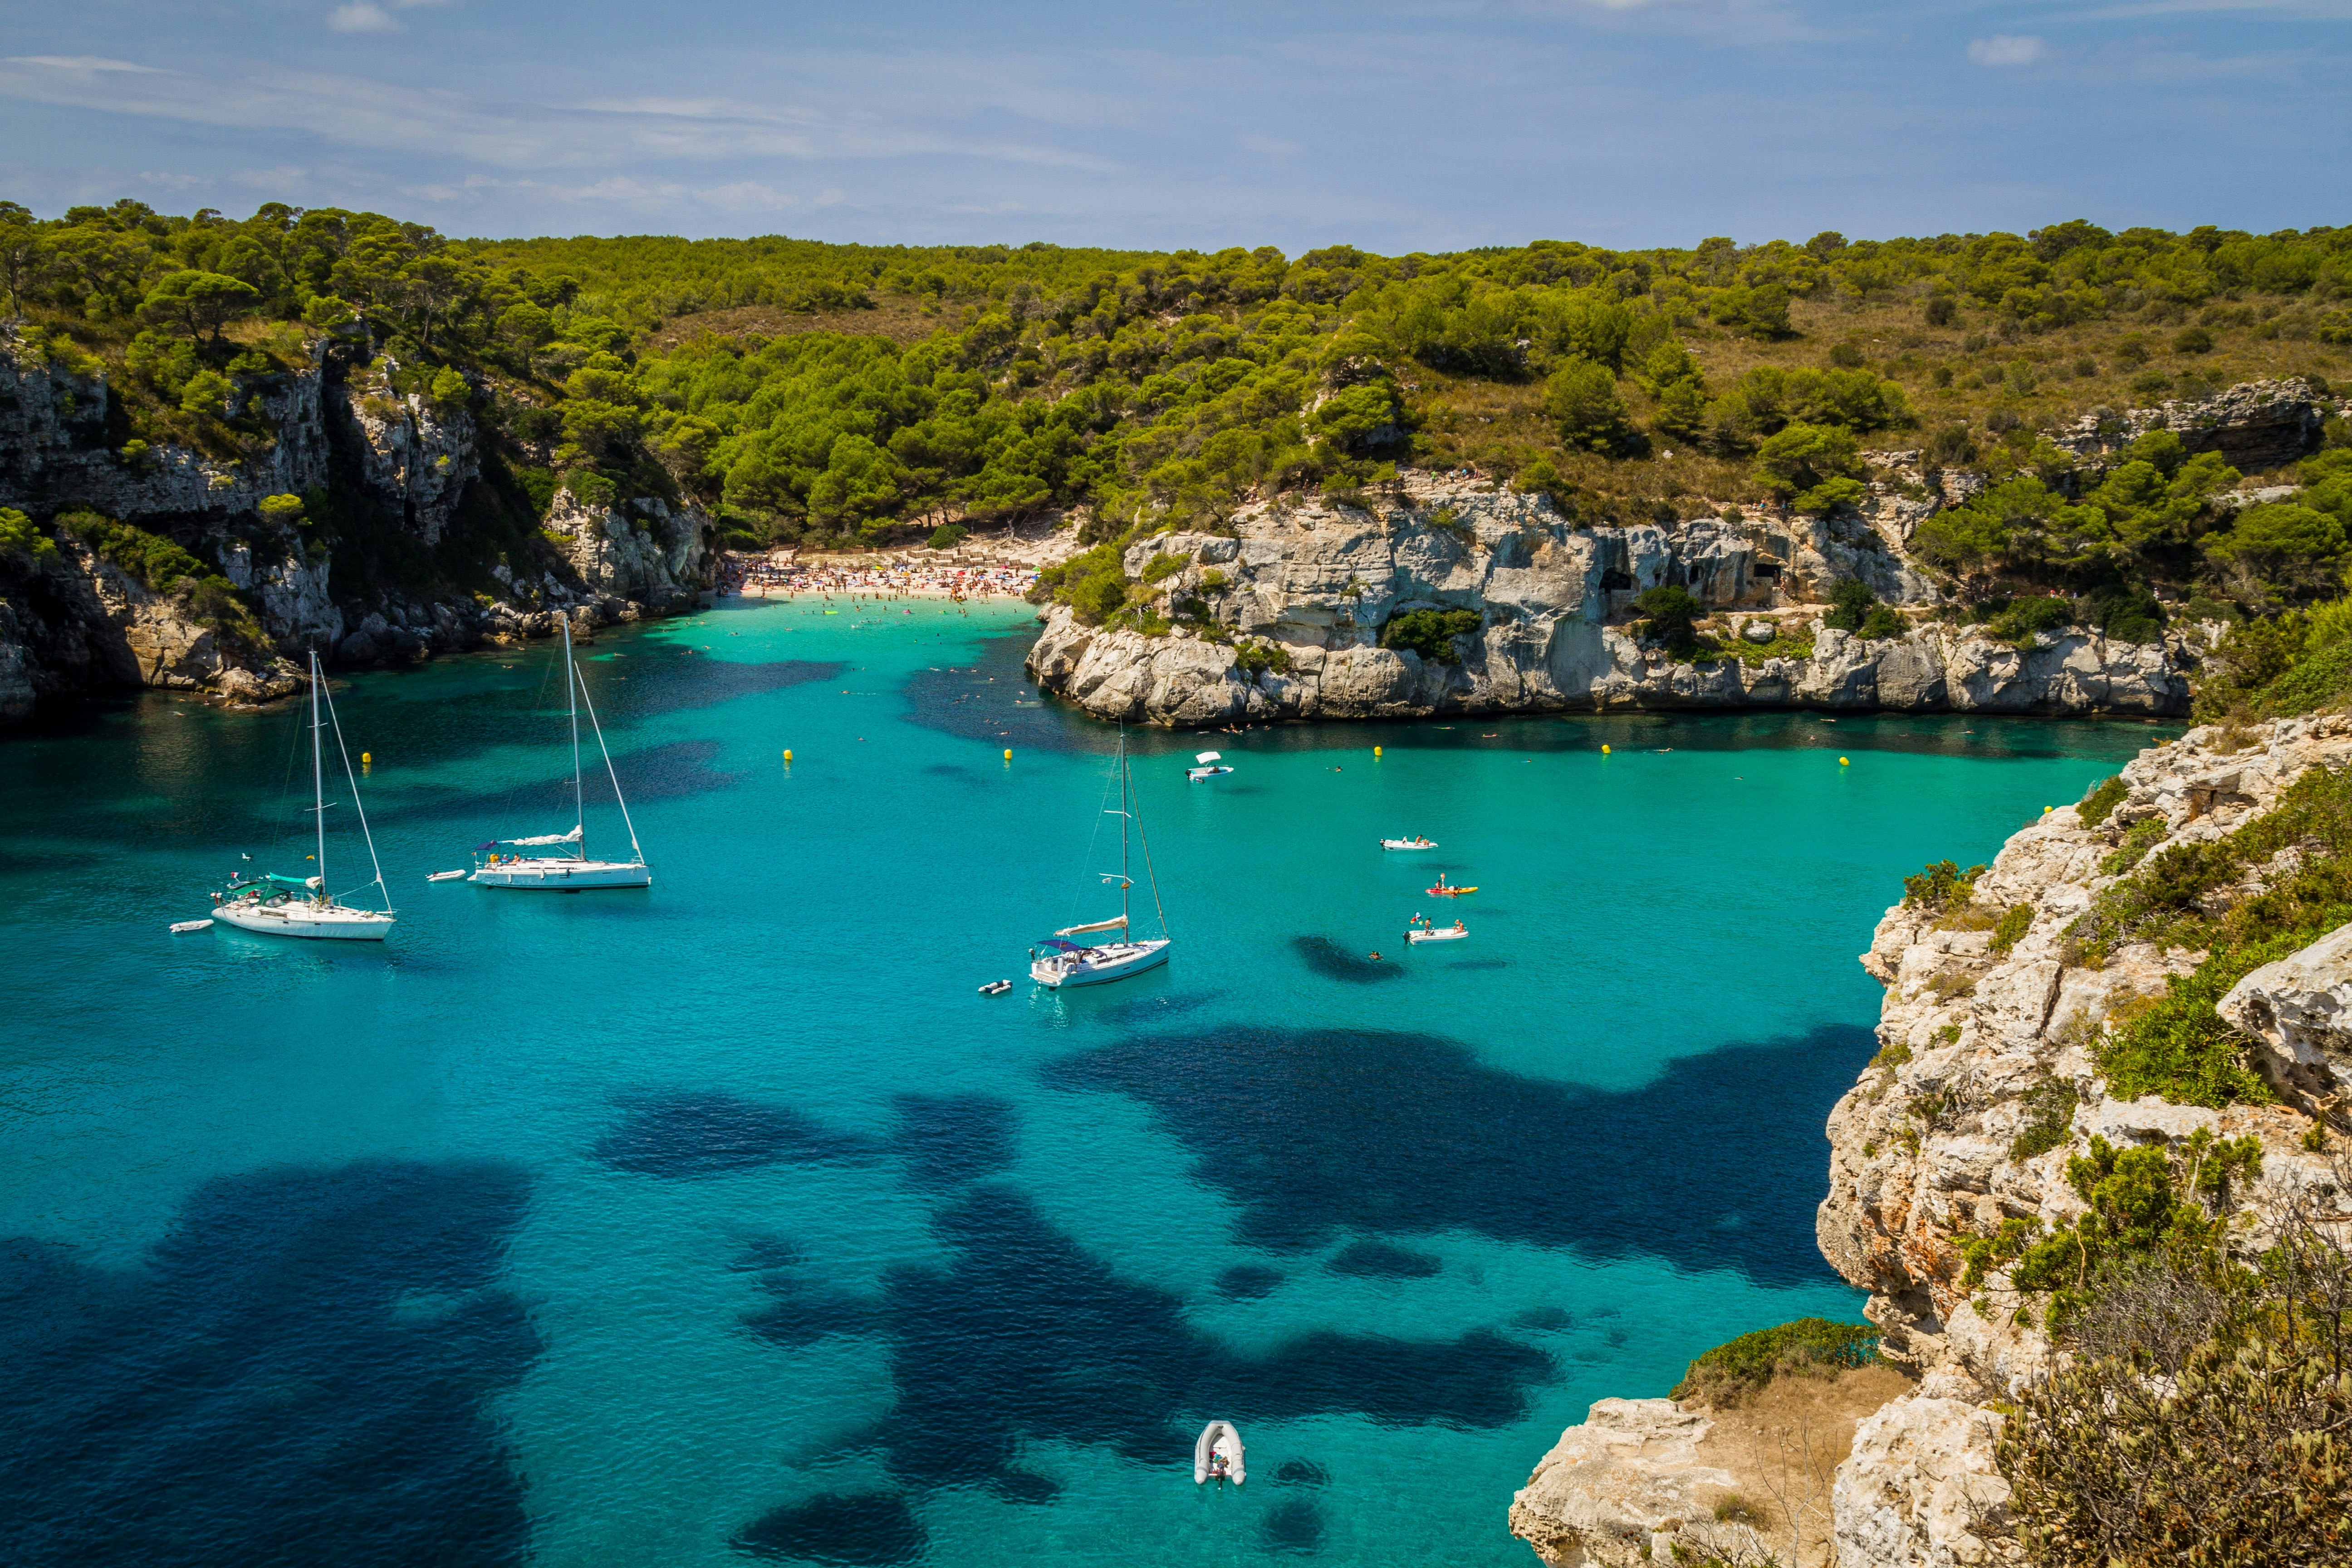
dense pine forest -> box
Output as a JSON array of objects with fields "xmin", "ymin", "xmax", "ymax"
[{"xmin": 5, "ymin": 200, "xmax": 2350, "ymax": 647}]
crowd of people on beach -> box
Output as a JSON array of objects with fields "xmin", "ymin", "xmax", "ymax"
[{"xmin": 716, "ymin": 552, "xmax": 1039, "ymax": 601}]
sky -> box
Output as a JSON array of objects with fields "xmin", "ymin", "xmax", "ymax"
[{"xmin": 0, "ymin": 0, "xmax": 2345, "ymax": 253}]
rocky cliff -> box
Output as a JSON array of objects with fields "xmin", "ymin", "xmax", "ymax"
[
  {"xmin": 0, "ymin": 328, "xmax": 717, "ymax": 722},
  {"xmin": 1026, "ymin": 478, "xmax": 2191, "ymax": 725},
  {"xmin": 1511, "ymin": 713, "xmax": 2352, "ymax": 1566}
]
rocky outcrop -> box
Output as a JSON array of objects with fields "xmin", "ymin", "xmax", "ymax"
[
  {"xmin": 1027, "ymin": 485, "xmax": 2190, "ymax": 725},
  {"xmin": 1509, "ymin": 1400, "xmax": 1759, "ymax": 1568},
  {"xmin": 0, "ymin": 328, "xmax": 716, "ymax": 720},
  {"xmin": 2219, "ymin": 922, "xmax": 2352, "ymax": 1099},
  {"xmin": 544, "ymin": 491, "xmax": 711, "ymax": 612},
  {"xmin": 2049, "ymin": 377, "xmax": 2327, "ymax": 472},
  {"xmin": 1829, "ymin": 1397, "xmax": 2014, "ymax": 1568},
  {"xmin": 340, "ymin": 371, "xmax": 477, "ymax": 546}
]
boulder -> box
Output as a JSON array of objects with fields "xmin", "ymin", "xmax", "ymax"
[
  {"xmin": 1831, "ymin": 1396, "xmax": 2017, "ymax": 1568},
  {"xmin": 2219, "ymin": 920, "xmax": 2352, "ymax": 1097},
  {"xmin": 1509, "ymin": 1399, "xmax": 1758, "ymax": 1568}
]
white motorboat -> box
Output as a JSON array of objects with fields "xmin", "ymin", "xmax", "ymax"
[
  {"xmin": 1194, "ymin": 1420, "xmax": 1246, "ymax": 1485},
  {"xmin": 211, "ymin": 653, "xmax": 396, "ymax": 941},
  {"xmin": 1407, "ymin": 916, "xmax": 1467, "ymax": 943},
  {"xmin": 1032, "ymin": 732, "xmax": 1173, "ymax": 989},
  {"xmin": 1382, "ymin": 836, "xmax": 1438, "ymax": 850},
  {"xmin": 169, "ymin": 919, "xmax": 213, "ymax": 934},
  {"xmin": 469, "ymin": 620, "xmax": 652, "ymax": 891},
  {"xmin": 1186, "ymin": 749, "xmax": 1233, "ymax": 782},
  {"xmin": 426, "ymin": 869, "xmax": 467, "ymax": 882}
]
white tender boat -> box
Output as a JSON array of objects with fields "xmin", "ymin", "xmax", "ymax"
[
  {"xmin": 1186, "ymin": 749, "xmax": 1233, "ymax": 782},
  {"xmin": 211, "ymin": 653, "xmax": 396, "ymax": 941},
  {"xmin": 1032, "ymin": 732, "xmax": 1173, "ymax": 989},
  {"xmin": 1408, "ymin": 917, "xmax": 1468, "ymax": 944},
  {"xmin": 1194, "ymin": 1421, "xmax": 1245, "ymax": 1485},
  {"xmin": 170, "ymin": 919, "xmax": 214, "ymax": 934},
  {"xmin": 426, "ymin": 869, "xmax": 467, "ymax": 882},
  {"xmin": 1382, "ymin": 836, "xmax": 1437, "ymax": 850},
  {"xmin": 470, "ymin": 620, "xmax": 652, "ymax": 891}
]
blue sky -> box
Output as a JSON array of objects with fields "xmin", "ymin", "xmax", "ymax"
[{"xmin": 0, "ymin": 0, "xmax": 2345, "ymax": 251}]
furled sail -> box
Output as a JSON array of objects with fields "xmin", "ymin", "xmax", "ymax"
[
  {"xmin": 1056, "ymin": 915, "xmax": 1129, "ymax": 936},
  {"xmin": 505, "ymin": 827, "xmax": 583, "ymax": 846}
]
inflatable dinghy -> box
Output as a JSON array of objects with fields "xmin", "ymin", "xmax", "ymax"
[
  {"xmin": 1381, "ymin": 837, "xmax": 1436, "ymax": 850},
  {"xmin": 1194, "ymin": 1420, "xmax": 1245, "ymax": 1485}
]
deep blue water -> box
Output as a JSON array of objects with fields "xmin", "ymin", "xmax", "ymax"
[{"xmin": 0, "ymin": 598, "xmax": 2170, "ymax": 1567}]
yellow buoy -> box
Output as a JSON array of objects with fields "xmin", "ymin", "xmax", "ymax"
[
  {"xmin": 1374, "ymin": 745, "xmax": 1382, "ymax": 757},
  {"xmin": 1839, "ymin": 756, "xmax": 1850, "ymax": 766},
  {"xmin": 1003, "ymin": 749, "xmax": 1013, "ymax": 760},
  {"xmin": 361, "ymin": 751, "xmax": 372, "ymax": 764},
  {"xmin": 1601, "ymin": 744, "xmax": 1611, "ymax": 754},
  {"xmin": 2043, "ymin": 805, "xmax": 2053, "ymax": 813},
  {"xmin": 783, "ymin": 749, "xmax": 793, "ymax": 762}
]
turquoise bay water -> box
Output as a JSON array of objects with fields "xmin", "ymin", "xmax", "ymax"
[{"xmin": 0, "ymin": 599, "xmax": 2166, "ymax": 1567}]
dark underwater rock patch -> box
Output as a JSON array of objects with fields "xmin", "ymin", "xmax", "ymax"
[
  {"xmin": 1290, "ymin": 936, "xmax": 1404, "ymax": 984},
  {"xmin": 1047, "ymin": 1021, "xmax": 1875, "ymax": 1286},
  {"xmin": 0, "ymin": 1159, "xmax": 539, "ymax": 1568},
  {"xmin": 1274, "ymin": 1458, "xmax": 1329, "ymax": 1486},
  {"xmin": 892, "ymin": 1093, "xmax": 1015, "ymax": 1190},
  {"xmin": 732, "ymin": 1491, "xmax": 926, "ymax": 1565},
  {"xmin": 1324, "ymin": 1240, "xmax": 1442, "ymax": 1279},
  {"xmin": 1214, "ymin": 1264, "xmax": 1285, "ymax": 1301},
  {"xmin": 594, "ymin": 1091, "xmax": 876, "ymax": 1177},
  {"xmin": 1258, "ymin": 1498, "xmax": 1326, "ymax": 1553}
]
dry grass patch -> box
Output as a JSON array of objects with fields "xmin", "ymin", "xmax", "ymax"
[{"xmin": 1691, "ymin": 1362, "xmax": 1915, "ymax": 1567}]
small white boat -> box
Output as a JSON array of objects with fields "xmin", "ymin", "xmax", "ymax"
[
  {"xmin": 469, "ymin": 621, "xmax": 652, "ymax": 891},
  {"xmin": 1032, "ymin": 732, "xmax": 1175, "ymax": 990},
  {"xmin": 978, "ymin": 980, "xmax": 1012, "ymax": 995},
  {"xmin": 170, "ymin": 919, "xmax": 214, "ymax": 934},
  {"xmin": 1408, "ymin": 918, "xmax": 1468, "ymax": 944},
  {"xmin": 1194, "ymin": 1420, "xmax": 1245, "ymax": 1485},
  {"xmin": 426, "ymin": 869, "xmax": 467, "ymax": 883},
  {"xmin": 1186, "ymin": 750, "xmax": 1232, "ymax": 783},
  {"xmin": 1382, "ymin": 837, "xmax": 1438, "ymax": 850},
  {"xmin": 210, "ymin": 653, "xmax": 396, "ymax": 942}
]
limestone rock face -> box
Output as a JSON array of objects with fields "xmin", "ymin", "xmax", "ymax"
[
  {"xmin": 1028, "ymin": 485, "xmax": 2190, "ymax": 725},
  {"xmin": 1509, "ymin": 1400, "xmax": 1758, "ymax": 1568},
  {"xmin": 1831, "ymin": 1396, "xmax": 2016, "ymax": 1568},
  {"xmin": 2219, "ymin": 920, "xmax": 2352, "ymax": 1097},
  {"xmin": 339, "ymin": 377, "xmax": 479, "ymax": 546},
  {"xmin": 543, "ymin": 490, "xmax": 715, "ymax": 612},
  {"xmin": 0, "ymin": 333, "xmax": 331, "ymax": 517},
  {"xmin": 2048, "ymin": 377, "xmax": 2326, "ymax": 472}
]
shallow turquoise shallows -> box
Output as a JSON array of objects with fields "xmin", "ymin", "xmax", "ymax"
[{"xmin": 0, "ymin": 599, "xmax": 2168, "ymax": 1568}]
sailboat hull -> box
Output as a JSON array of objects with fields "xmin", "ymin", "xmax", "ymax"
[
  {"xmin": 1031, "ymin": 939, "xmax": 1171, "ymax": 988},
  {"xmin": 212, "ymin": 902, "xmax": 394, "ymax": 940},
  {"xmin": 470, "ymin": 858, "xmax": 652, "ymax": 890}
]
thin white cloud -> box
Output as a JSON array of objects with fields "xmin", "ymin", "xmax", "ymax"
[
  {"xmin": 328, "ymin": 3, "xmax": 402, "ymax": 33},
  {"xmin": 5, "ymin": 55, "xmax": 173, "ymax": 74},
  {"xmin": 1967, "ymin": 34, "xmax": 2046, "ymax": 66}
]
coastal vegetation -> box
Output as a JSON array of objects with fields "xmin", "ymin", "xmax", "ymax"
[{"xmin": 1670, "ymin": 1318, "xmax": 1880, "ymax": 1407}]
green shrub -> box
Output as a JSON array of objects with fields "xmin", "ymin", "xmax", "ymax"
[
  {"xmin": 1992, "ymin": 594, "xmax": 2076, "ymax": 647},
  {"xmin": 1871, "ymin": 1039, "xmax": 1913, "ymax": 1071},
  {"xmin": 0, "ymin": 507, "xmax": 57, "ymax": 568},
  {"xmin": 1140, "ymin": 549, "xmax": 1191, "ymax": 584},
  {"xmin": 1198, "ymin": 567, "xmax": 1228, "ymax": 591},
  {"xmin": 256, "ymin": 493, "xmax": 305, "ymax": 526},
  {"xmin": 1379, "ymin": 607, "xmax": 1483, "ymax": 663},
  {"xmin": 1671, "ymin": 1318, "xmax": 1879, "ymax": 1406},
  {"xmin": 1903, "ymin": 858, "xmax": 1987, "ymax": 911},
  {"xmin": 1632, "ymin": 584, "xmax": 1701, "ymax": 659},
  {"xmin": 926, "ymin": 522, "xmax": 968, "ymax": 550},
  {"xmin": 1990, "ymin": 903, "xmax": 2034, "ymax": 957},
  {"xmin": 1232, "ymin": 639, "xmax": 1292, "ymax": 676},
  {"xmin": 2078, "ymin": 775, "xmax": 2128, "ymax": 826},
  {"xmin": 2097, "ymin": 942, "xmax": 2288, "ymax": 1107},
  {"xmin": 2099, "ymin": 818, "xmax": 2168, "ymax": 876},
  {"xmin": 2009, "ymin": 1078, "xmax": 2080, "ymax": 1163}
]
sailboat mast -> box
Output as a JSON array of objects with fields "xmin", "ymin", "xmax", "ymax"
[
  {"xmin": 1119, "ymin": 734, "xmax": 1132, "ymax": 931},
  {"xmin": 564, "ymin": 618, "xmax": 585, "ymax": 861},
  {"xmin": 309, "ymin": 652, "xmax": 328, "ymax": 905}
]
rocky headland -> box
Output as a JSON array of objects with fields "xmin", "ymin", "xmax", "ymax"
[
  {"xmin": 1509, "ymin": 710, "xmax": 2352, "ymax": 1566},
  {"xmin": 1025, "ymin": 379, "xmax": 2336, "ymax": 728},
  {"xmin": 0, "ymin": 326, "xmax": 718, "ymax": 723}
]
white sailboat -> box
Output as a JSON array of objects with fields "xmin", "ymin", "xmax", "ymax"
[
  {"xmin": 470, "ymin": 619, "xmax": 652, "ymax": 890},
  {"xmin": 1031, "ymin": 733, "xmax": 1172, "ymax": 988},
  {"xmin": 211, "ymin": 653, "xmax": 396, "ymax": 941}
]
